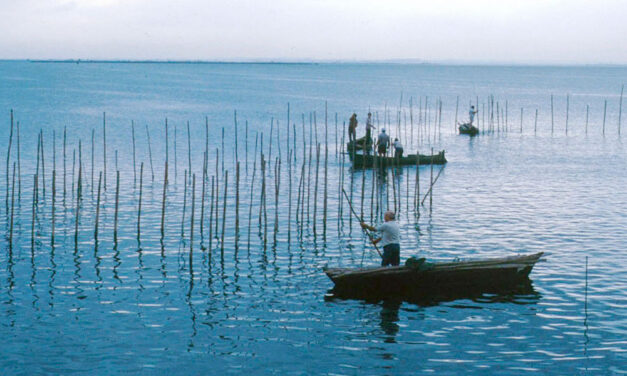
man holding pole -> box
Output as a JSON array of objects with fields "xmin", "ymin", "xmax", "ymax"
[{"xmin": 361, "ymin": 211, "xmax": 401, "ymax": 266}]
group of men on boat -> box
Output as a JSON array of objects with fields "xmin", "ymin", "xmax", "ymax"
[{"xmin": 348, "ymin": 113, "xmax": 404, "ymax": 158}]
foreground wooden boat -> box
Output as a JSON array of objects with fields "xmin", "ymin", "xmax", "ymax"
[
  {"xmin": 349, "ymin": 150, "xmax": 447, "ymax": 168},
  {"xmin": 324, "ymin": 252, "xmax": 543, "ymax": 298},
  {"xmin": 459, "ymin": 122, "xmax": 479, "ymax": 135}
]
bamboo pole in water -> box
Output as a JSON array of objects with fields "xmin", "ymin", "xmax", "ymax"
[
  {"xmin": 323, "ymin": 103, "xmax": 328, "ymax": 237},
  {"xmin": 146, "ymin": 125, "xmax": 155, "ymax": 182},
  {"xmin": 274, "ymin": 158, "xmax": 280, "ymax": 239},
  {"xmin": 160, "ymin": 160, "xmax": 168, "ymax": 240},
  {"xmin": 220, "ymin": 170, "xmax": 228, "ymax": 255},
  {"xmin": 520, "ymin": 108, "xmax": 524, "ymax": 133},
  {"xmin": 215, "ymin": 148, "xmax": 220, "ymax": 235},
  {"xmin": 174, "ymin": 123, "xmax": 177, "ymax": 182},
  {"xmin": 63, "ymin": 126, "xmax": 67, "ymax": 204},
  {"xmin": 209, "ymin": 175, "xmax": 214, "ymax": 251},
  {"xmin": 103, "ymin": 112, "xmax": 107, "ymax": 190},
  {"xmin": 551, "ymin": 94, "xmax": 554, "ymax": 135},
  {"xmin": 313, "ymin": 144, "xmax": 320, "ymax": 234},
  {"xmin": 137, "ymin": 162, "xmax": 143, "ymax": 241},
  {"xmin": 429, "ymin": 147, "xmax": 433, "ymax": 211},
  {"xmin": 247, "ymin": 134, "xmax": 258, "ymax": 251},
  {"xmin": 40, "ymin": 130, "xmax": 46, "ymax": 201},
  {"xmin": 91, "ymin": 129, "xmax": 95, "ymax": 194},
  {"xmin": 74, "ymin": 141, "xmax": 82, "ymax": 250},
  {"xmin": 603, "ymin": 100, "xmax": 607, "ymax": 135},
  {"xmin": 114, "ymin": 170, "xmax": 120, "ymax": 244},
  {"xmin": 534, "ymin": 109, "xmax": 538, "ymax": 135},
  {"xmin": 5, "ymin": 109, "xmax": 14, "ymax": 214},
  {"xmin": 190, "ymin": 173, "xmax": 196, "ymax": 254},
  {"xmin": 94, "ymin": 171, "xmax": 102, "ymax": 242},
  {"xmin": 31, "ymin": 174, "xmax": 37, "ymax": 250},
  {"xmin": 287, "ymin": 150, "xmax": 293, "ymax": 242},
  {"xmin": 9, "ymin": 163, "xmax": 15, "ymax": 250},
  {"xmin": 181, "ymin": 172, "xmax": 188, "ymax": 237},
  {"xmin": 200, "ymin": 152, "xmax": 207, "ymax": 246},
  {"xmin": 235, "ymin": 161, "xmax": 240, "ymax": 238},
  {"xmin": 51, "ymin": 169, "xmax": 56, "ymax": 246},
  {"xmin": 17, "ymin": 121, "xmax": 21, "ymax": 200}
]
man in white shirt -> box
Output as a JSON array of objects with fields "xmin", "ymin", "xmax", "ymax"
[
  {"xmin": 361, "ymin": 211, "xmax": 401, "ymax": 266},
  {"xmin": 469, "ymin": 105, "xmax": 477, "ymax": 125},
  {"xmin": 393, "ymin": 138, "xmax": 403, "ymax": 158}
]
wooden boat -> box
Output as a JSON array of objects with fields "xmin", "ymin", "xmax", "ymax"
[
  {"xmin": 324, "ymin": 252, "xmax": 543, "ymax": 298},
  {"xmin": 459, "ymin": 122, "xmax": 479, "ymax": 135},
  {"xmin": 346, "ymin": 137, "xmax": 373, "ymax": 152},
  {"xmin": 349, "ymin": 150, "xmax": 446, "ymax": 168}
]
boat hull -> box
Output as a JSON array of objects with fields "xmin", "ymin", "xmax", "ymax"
[
  {"xmin": 349, "ymin": 150, "xmax": 447, "ymax": 168},
  {"xmin": 459, "ymin": 123, "xmax": 479, "ymax": 135},
  {"xmin": 324, "ymin": 252, "xmax": 543, "ymax": 298}
]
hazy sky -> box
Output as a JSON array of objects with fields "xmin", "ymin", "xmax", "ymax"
[{"xmin": 1, "ymin": 0, "xmax": 626, "ymax": 64}]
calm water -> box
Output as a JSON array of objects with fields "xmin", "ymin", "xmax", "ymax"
[{"xmin": 0, "ymin": 61, "xmax": 626, "ymax": 374}]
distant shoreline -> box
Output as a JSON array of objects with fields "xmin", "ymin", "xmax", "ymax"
[{"xmin": 0, "ymin": 59, "xmax": 624, "ymax": 68}]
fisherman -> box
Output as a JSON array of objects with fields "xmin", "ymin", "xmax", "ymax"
[
  {"xmin": 348, "ymin": 113, "xmax": 358, "ymax": 143},
  {"xmin": 376, "ymin": 128, "xmax": 390, "ymax": 156},
  {"xmin": 361, "ymin": 211, "xmax": 401, "ymax": 266},
  {"xmin": 468, "ymin": 105, "xmax": 478, "ymax": 125},
  {"xmin": 365, "ymin": 112, "xmax": 376, "ymax": 145},
  {"xmin": 393, "ymin": 138, "xmax": 403, "ymax": 158}
]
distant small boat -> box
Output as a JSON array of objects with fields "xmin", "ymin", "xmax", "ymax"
[
  {"xmin": 459, "ymin": 122, "xmax": 479, "ymax": 135},
  {"xmin": 324, "ymin": 252, "xmax": 543, "ymax": 298},
  {"xmin": 348, "ymin": 150, "xmax": 446, "ymax": 168}
]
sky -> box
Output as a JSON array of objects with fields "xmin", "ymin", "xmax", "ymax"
[{"xmin": 1, "ymin": 0, "xmax": 626, "ymax": 64}]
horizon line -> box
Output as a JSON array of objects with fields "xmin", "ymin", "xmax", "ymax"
[{"xmin": 1, "ymin": 58, "xmax": 626, "ymax": 68}]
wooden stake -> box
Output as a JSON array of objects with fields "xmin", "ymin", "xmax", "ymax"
[
  {"xmin": 31, "ymin": 174, "xmax": 37, "ymax": 250},
  {"xmin": 550, "ymin": 94, "xmax": 554, "ymax": 135},
  {"xmin": 181, "ymin": 172, "xmax": 188, "ymax": 237},
  {"xmin": 9, "ymin": 163, "xmax": 15, "ymax": 250},
  {"xmin": 94, "ymin": 171, "xmax": 102, "ymax": 242},
  {"xmin": 5, "ymin": 109, "xmax": 14, "ymax": 214},
  {"xmin": 190, "ymin": 173, "xmax": 196, "ymax": 253},
  {"xmin": 220, "ymin": 170, "xmax": 228, "ymax": 255},
  {"xmin": 137, "ymin": 162, "xmax": 143, "ymax": 241},
  {"xmin": 146, "ymin": 125, "xmax": 155, "ymax": 182},
  {"xmin": 603, "ymin": 100, "xmax": 607, "ymax": 135},
  {"xmin": 103, "ymin": 112, "xmax": 107, "ymax": 189},
  {"xmin": 51, "ymin": 169, "xmax": 56, "ymax": 247},
  {"xmin": 114, "ymin": 170, "xmax": 120, "ymax": 244},
  {"xmin": 160, "ymin": 160, "xmax": 168, "ymax": 240}
]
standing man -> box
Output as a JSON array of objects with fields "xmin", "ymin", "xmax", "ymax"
[
  {"xmin": 348, "ymin": 113, "xmax": 358, "ymax": 144},
  {"xmin": 376, "ymin": 128, "xmax": 390, "ymax": 156},
  {"xmin": 361, "ymin": 211, "xmax": 401, "ymax": 266},
  {"xmin": 393, "ymin": 138, "xmax": 403, "ymax": 158},
  {"xmin": 365, "ymin": 113, "xmax": 376, "ymax": 145},
  {"xmin": 469, "ymin": 105, "xmax": 478, "ymax": 125}
]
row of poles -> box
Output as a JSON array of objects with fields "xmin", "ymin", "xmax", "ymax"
[
  {"xmin": 2, "ymin": 88, "xmax": 625, "ymax": 259},
  {"xmin": 2, "ymin": 103, "xmax": 447, "ymax": 265}
]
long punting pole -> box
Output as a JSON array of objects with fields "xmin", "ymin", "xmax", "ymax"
[{"xmin": 342, "ymin": 188, "xmax": 382, "ymax": 258}]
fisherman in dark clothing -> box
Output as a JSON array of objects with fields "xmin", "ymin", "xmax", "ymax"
[{"xmin": 348, "ymin": 113, "xmax": 358, "ymax": 144}]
